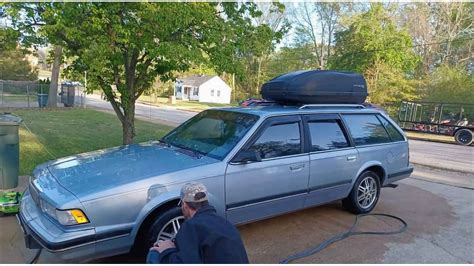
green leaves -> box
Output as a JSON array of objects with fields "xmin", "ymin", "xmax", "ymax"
[
  {"xmin": 18, "ymin": 2, "xmax": 276, "ymax": 143},
  {"xmin": 0, "ymin": 27, "xmax": 19, "ymax": 51},
  {"xmin": 425, "ymin": 64, "xmax": 474, "ymax": 104},
  {"xmin": 328, "ymin": 3, "xmax": 421, "ymax": 104},
  {"xmin": 0, "ymin": 47, "xmax": 38, "ymax": 81},
  {"xmin": 330, "ymin": 3, "xmax": 419, "ymax": 73}
]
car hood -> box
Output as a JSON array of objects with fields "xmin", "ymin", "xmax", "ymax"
[{"xmin": 46, "ymin": 142, "xmax": 219, "ymax": 198}]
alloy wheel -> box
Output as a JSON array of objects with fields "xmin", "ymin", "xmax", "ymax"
[
  {"xmin": 156, "ymin": 216, "xmax": 185, "ymax": 242},
  {"xmin": 357, "ymin": 176, "xmax": 377, "ymax": 209}
]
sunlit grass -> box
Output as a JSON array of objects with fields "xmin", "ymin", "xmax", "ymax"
[
  {"xmin": 405, "ymin": 131, "xmax": 455, "ymax": 143},
  {"xmin": 137, "ymin": 95, "xmax": 236, "ymax": 112},
  {"xmin": 11, "ymin": 108, "xmax": 173, "ymax": 175}
]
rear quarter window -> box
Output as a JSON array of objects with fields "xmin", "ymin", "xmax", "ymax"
[
  {"xmin": 377, "ymin": 115, "xmax": 405, "ymax": 142},
  {"xmin": 342, "ymin": 114, "xmax": 391, "ymax": 146}
]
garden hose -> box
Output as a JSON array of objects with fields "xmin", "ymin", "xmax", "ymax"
[{"xmin": 279, "ymin": 213, "xmax": 408, "ymax": 264}]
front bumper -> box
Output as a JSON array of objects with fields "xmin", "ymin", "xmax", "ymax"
[{"xmin": 18, "ymin": 187, "xmax": 97, "ymax": 261}]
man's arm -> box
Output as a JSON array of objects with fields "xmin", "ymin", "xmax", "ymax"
[{"xmin": 159, "ymin": 222, "xmax": 202, "ymax": 263}]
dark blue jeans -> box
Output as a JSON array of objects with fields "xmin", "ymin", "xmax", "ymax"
[{"xmin": 146, "ymin": 249, "xmax": 161, "ymax": 264}]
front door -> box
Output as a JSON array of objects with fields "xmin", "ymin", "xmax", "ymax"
[
  {"xmin": 225, "ymin": 115, "xmax": 310, "ymax": 224},
  {"xmin": 183, "ymin": 87, "xmax": 190, "ymax": 100}
]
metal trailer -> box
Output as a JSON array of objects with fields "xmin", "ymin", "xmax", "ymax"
[{"xmin": 398, "ymin": 101, "xmax": 474, "ymax": 145}]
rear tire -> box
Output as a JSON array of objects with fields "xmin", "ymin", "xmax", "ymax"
[
  {"xmin": 454, "ymin": 129, "xmax": 473, "ymax": 146},
  {"xmin": 342, "ymin": 171, "xmax": 381, "ymax": 214}
]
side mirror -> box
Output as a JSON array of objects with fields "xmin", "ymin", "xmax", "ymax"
[{"xmin": 232, "ymin": 150, "xmax": 261, "ymax": 164}]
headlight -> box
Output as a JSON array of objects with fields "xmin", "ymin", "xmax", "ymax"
[
  {"xmin": 40, "ymin": 199, "xmax": 57, "ymax": 218},
  {"xmin": 40, "ymin": 200, "xmax": 89, "ymax": 225},
  {"xmin": 56, "ymin": 209, "xmax": 89, "ymax": 225}
]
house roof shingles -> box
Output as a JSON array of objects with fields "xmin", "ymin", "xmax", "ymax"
[{"xmin": 179, "ymin": 75, "xmax": 215, "ymax": 87}]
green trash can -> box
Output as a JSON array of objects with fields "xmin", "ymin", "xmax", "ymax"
[
  {"xmin": 37, "ymin": 93, "xmax": 48, "ymax": 108},
  {"xmin": 0, "ymin": 113, "xmax": 22, "ymax": 189}
]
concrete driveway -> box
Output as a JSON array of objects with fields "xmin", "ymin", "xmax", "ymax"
[{"xmin": 1, "ymin": 166, "xmax": 472, "ymax": 264}]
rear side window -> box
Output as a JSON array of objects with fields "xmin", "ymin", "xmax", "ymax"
[
  {"xmin": 342, "ymin": 114, "xmax": 391, "ymax": 146},
  {"xmin": 250, "ymin": 122, "xmax": 301, "ymax": 159},
  {"xmin": 308, "ymin": 120, "xmax": 349, "ymax": 151},
  {"xmin": 377, "ymin": 115, "xmax": 405, "ymax": 142}
]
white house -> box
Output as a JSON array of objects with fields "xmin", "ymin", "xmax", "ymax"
[{"xmin": 175, "ymin": 75, "xmax": 232, "ymax": 104}]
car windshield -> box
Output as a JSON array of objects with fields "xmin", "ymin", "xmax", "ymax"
[{"xmin": 161, "ymin": 110, "xmax": 259, "ymax": 160}]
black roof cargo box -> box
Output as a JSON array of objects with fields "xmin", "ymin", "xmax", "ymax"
[{"xmin": 261, "ymin": 70, "xmax": 368, "ymax": 104}]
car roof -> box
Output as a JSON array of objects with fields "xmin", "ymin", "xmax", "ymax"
[{"xmin": 214, "ymin": 105, "xmax": 383, "ymax": 118}]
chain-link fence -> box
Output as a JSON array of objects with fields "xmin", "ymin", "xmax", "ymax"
[
  {"xmin": 0, "ymin": 80, "xmax": 86, "ymax": 108},
  {"xmin": 0, "ymin": 80, "xmax": 47, "ymax": 108}
]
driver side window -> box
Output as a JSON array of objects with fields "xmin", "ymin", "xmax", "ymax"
[{"xmin": 249, "ymin": 122, "xmax": 301, "ymax": 159}]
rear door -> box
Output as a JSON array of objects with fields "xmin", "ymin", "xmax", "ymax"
[
  {"xmin": 303, "ymin": 114, "xmax": 360, "ymax": 207},
  {"xmin": 225, "ymin": 115, "xmax": 309, "ymax": 224},
  {"xmin": 341, "ymin": 113, "xmax": 409, "ymax": 184}
]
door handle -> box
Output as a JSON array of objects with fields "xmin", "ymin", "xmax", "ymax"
[
  {"xmin": 290, "ymin": 164, "xmax": 305, "ymax": 171},
  {"xmin": 347, "ymin": 156, "xmax": 357, "ymax": 161}
]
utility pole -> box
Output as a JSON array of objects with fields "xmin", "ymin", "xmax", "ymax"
[
  {"xmin": 232, "ymin": 73, "xmax": 236, "ymax": 103},
  {"xmin": 84, "ymin": 71, "xmax": 87, "ymax": 108}
]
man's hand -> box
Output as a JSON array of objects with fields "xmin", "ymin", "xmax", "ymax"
[{"xmin": 149, "ymin": 240, "xmax": 176, "ymax": 253}]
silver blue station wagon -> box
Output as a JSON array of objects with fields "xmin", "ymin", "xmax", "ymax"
[{"xmin": 19, "ymin": 104, "xmax": 413, "ymax": 262}]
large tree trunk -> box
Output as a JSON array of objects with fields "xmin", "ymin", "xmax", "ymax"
[
  {"xmin": 121, "ymin": 92, "xmax": 136, "ymax": 145},
  {"xmin": 121, "ymin": 114, "xmax": 135, "ymax": 145},
  {"xmin": 121, "ymin": 88, "xmax": 136, "ymax": 145},
  {"xmin": 47, "ymin": 45, "xmax": 62, "ymax": 107}
]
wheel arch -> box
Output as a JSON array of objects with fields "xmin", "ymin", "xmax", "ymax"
[
  {"xmin": 131, "ymin": 197, "xmax": 181, "ymax": 250},
  {"xmin": 130, "ymin": 189, "xmax": 225, "ymax": 250},
  {"xmin": 355, "ymin": 162, "xmax": 386, "ymax": 186}
]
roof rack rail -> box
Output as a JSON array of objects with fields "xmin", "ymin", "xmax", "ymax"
[{"xmin": 298, "ymin": 104, "xmax": 366, "ymax": 110}]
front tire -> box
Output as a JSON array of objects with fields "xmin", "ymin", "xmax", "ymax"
[
  {"xmin": 454, "ymin": 129, "xmax": 473, "ymax": 146},
  {"xmin": 342, "ymin": 171, "xmax": 381, "ymax": 214},
  {"xmin": 133, "ymin": 207, "xmax": 184, "ymax": 260}
]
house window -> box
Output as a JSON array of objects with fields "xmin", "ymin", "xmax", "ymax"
[
  {"xmin": 193, "ymin": 87, "xmax": 199, "ymax": 96},
  {"xmin": 217, "ymin": 90, "xmax": 221, "ymax": 97},
  {"xmin": 211, "ymin": 90, "xmax": 214, "ymax": 96}
]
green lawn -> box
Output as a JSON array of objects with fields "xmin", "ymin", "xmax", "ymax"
[
  {"xmin": 405, "ymin": 131, "xmax": 455, "ymax": 144},
  {"xmin": 12, "ymin": 108, "xmax": 173, "ymax": 175},
  {"xmin": 138, "ymin": 95, "xmax": 236, "ymax": 112},
  {"xmin": 1, "ymin": 94, "xmax": 38, "ymax": 103}
]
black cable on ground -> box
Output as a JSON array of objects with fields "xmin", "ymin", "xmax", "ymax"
[
  {"xmin": 279, "ymin": 213, "xmax": 408, "ymax": 264},
  {"xmin": 29, "ymin": 248, "xmax": 42, "ymax": 264}
]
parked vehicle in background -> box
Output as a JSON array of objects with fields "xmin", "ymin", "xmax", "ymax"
[
  {"xmin": 398, "ymin": 101, "xmax": 474, "ymax": 145},
  {"xmin": 239, "ymin": 97, "xmax": 277, "ymax": 107}
]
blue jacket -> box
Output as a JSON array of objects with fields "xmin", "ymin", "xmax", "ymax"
[{"xmin": 147, "ymin": 205, "xmax": 249, "ymax": 264}]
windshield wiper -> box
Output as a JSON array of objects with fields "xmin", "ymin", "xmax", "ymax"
[
  {"xmin": 158, "ymin": 139, "xmax": 171, "ymax": 148},
  {"xmin": 167, "ymin": 142, "xmax": 203, "ymax": 159}
]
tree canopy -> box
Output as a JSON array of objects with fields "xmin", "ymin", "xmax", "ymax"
[
  {"xmin": 329, "ymin": 3, "xmax": 418, "ymax": 73},
  {"xmin": 0, "ymin": 26, "xmax": 37, "ymax": 81},
  {"xmin": 32, "ymin": 2, "xmax": 280, "ymax": 144}
]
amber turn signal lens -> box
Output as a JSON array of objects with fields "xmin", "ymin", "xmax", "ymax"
[{"xmin": 69, "ymin": 209, "xmax": 89, "ymax": 224}]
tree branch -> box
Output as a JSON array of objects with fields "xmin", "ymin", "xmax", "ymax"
[{"xmin": 97, "ymin": 75, "xmax": 125, "ymax": 122}]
